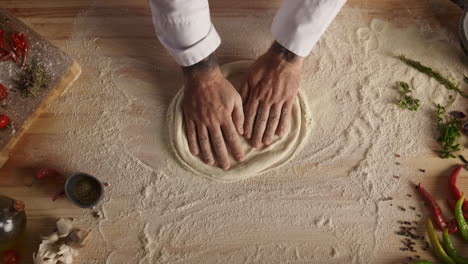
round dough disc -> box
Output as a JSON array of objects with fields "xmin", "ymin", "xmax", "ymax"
[{"xmin": 168, "ymin": 61, "xmax": 308, "ymax": 182}]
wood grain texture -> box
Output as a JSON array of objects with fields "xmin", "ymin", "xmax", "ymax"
[
  {"xmin": 0, "ymin": 8, "xmax": 81, "ymax": 168},
  {"xmin": 0, "ymin": 0, "xmax": 466, "ymax": 263}
]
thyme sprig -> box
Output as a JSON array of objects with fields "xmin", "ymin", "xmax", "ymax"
[
  {"xmin": 396, "ymin": 55, "xmax": 467, "ymax": 99},
  {"xmin": 397, "ymin": 81, "xmax": 420, "ymax": 111},
  {"xmin": 436, "ymin": 95, "xmax": 462, "ymax": 159}
]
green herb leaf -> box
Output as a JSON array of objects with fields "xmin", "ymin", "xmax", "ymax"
[
  {"xmin": 435, "ymin": 97, "xmax": 462, "ymax": 159},
  {"xmin": 396, "ymin": 81, "xmax": 421, "ymax": 111},
  {"xmin": 396, "ymin": 55, "xmax": 467, "ymax": 99},
  {"xmin": 464, "ymin": 75, "xmax": 468, "ymax": 84}
]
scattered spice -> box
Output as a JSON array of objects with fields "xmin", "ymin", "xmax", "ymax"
[
  {"xmin": 396, "ymin": 162, "xmax": 401, "ymax": 165},
  {"xmin": 407, "ymin": 194, "xmax": 412, "ymax": 197},
  {"xmin": 419, "ymin": 169, "xmax": 426, "ymax": 173},
  {"xmin": 393, "ymin": 175, "xmax": 400, "ymax": 179},
  {"xmin": 409, "ymin": 206, "xmax": 416, "ymax": 210},
  {"xmin": 395, "ymin": 154, "xmax": 401, "ymax": 158},
  {"xmin": 396, "ymin": 55, "xmax": 467, "ymax": 98},
  {"xmin": 398, "ymin": 206, "xmax": 407, "ymax": 212},
  {"xmin": 17, "ymin": 59, "xmax": 51, "ymax": 97}
]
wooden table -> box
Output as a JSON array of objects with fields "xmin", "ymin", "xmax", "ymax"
[{"xmin": 0, "ymin": 0, "xmax": 466, "ymax": 263}]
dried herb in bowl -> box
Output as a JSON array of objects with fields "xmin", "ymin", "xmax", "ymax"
[{"xmin": 69, "ymin": 177, "xmax": 102, "ymax": 207}]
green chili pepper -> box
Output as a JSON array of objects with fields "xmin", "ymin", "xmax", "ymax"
[
  {"xmin": 427, "ymin": 218, "xmax": 456, "ymax": 264},
  {"xmin": 442, "ymin": 229, "xmax": 468, "ymax": 264},
  {"xmin": 455, "ymin": 194, "xmax": 468, "ymax": 241}
]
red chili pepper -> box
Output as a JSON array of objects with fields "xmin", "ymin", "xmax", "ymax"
[
  {"xmin": 1, "ymin": 53, "xmax": 11, "ymax": 61},
  {"xmin": 27, "ymin": 168, "xmax": 66, "ymax": 201},
  {"xmin": 0, "ymin": 114, "xmax": 10, "ymax": 129},
  {"xmin": 2, "ymin": 249, "xmax": 19, "ymax": 264},
  {"xmin": 449, "ymin": 164, "xmax": 468, "ymax": 211},
  {"xmin": 447, "ymin": 218, "xmax": 459, "ymax": 234},
  {"xmin": 418, "ymin": 183, "xmax": 448, "ymax": 230},
  {"xmin": 0, "ymin": 29, "xmax": 9, "ymax": 51},
  {"xmin": 0, "ymin": 30, "xmax": 18, "ymax": 63},
  {"xmin": 0, "ymin": 84, "xmax": 6, "ymax": 100}
]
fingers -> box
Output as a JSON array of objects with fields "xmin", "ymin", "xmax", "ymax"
[
  {"xmin": 232, "ymin": 100, "xmax": 244, "ymax": 135},
  {"xmin": 263, "ymin": 104, "xmax": 282, "ymax": 145},
  {"xmin": 208, "ymin": 126, "xmax": 230, "ymax": 170},
  {"xmin": 243, "ymin": 98, "xmax": 259, "ymax": 139},
  {"xmin": 239, "ymin": 79, "xmax": 249, "ymax": 103},
  {"xmin": 276, "ymin": 101, "xmax": 294, "ymax": 137},
  {"xmin": 222, "ymin": 122, "xmax": 245, "ymax": 162},
  {"xmin": 197, "ymin": 124, "xmax": 215, "ymax": 165},
  {"xmin": 251, "ymin": 103, "xmax": 270, "ymax": 149},
  {"xmin": 184, "ymin": 118, "xmax": 200, "ymax": 155}
]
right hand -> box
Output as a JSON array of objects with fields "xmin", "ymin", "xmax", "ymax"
[{"xmin": 182, "ymin": 67, "xmax": 245, "ymax": 170}]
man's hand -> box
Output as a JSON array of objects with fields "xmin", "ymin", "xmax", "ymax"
[
  {"xmin": 182, "ymin": 54, "xmax": 245, "ymax": 170},
  {"xmin": 241, "ymin": 42, "xmax": 304, "ymax": 148}
]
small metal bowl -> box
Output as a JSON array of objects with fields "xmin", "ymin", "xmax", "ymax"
[{"xmin": 64, "ymin": 173, "xmax": 104, "ymax": 208}]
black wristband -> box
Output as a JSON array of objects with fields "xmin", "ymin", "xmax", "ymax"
[
  {"xmin": 271, "ymin": 41, "xmax": 298, "ymax": 62},
  {"xmin": 182, "ymin": 52, "xmax": 219, "ymax": 76}
]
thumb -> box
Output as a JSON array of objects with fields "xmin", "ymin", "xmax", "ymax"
[{"xmin": 232, "ymin": 98, "xmax": 245, "ymax": 135}]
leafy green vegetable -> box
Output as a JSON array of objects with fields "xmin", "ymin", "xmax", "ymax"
[
  {"xmin": 464, "ymin": 75, "xmax": 468, "ymax": 84},
  {"xmin": 397, "ymin": 81, "xmax": 420, "ymax": 111},
  {"xmin": 396, "ymin": 55, "xmax": 467, "ymax": 99},
  {"xmin": 436, "ymin": 95, "xmax": 461, "ymax": 159}
]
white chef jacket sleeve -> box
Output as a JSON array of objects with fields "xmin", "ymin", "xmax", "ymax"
[
  {"xmin": 272, "ymin": 0, "xmax": 346, "ymax": 57},
  {"xmin": 150, "ymin": 0, "xmax": 221, "ymax": 66}
]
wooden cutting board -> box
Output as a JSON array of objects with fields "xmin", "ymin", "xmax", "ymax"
[{"xmin": 0, "ymin": 9, "xmax": 81, "ymax": 168}]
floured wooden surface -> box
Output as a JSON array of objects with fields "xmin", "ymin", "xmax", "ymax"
[
  {"xmin": 0, "ymin": 1, "xmax": 467, "ymax": 264},
  {"xmin": 0, "ymin": 9, "xmax": 78, "ymax": 166}
]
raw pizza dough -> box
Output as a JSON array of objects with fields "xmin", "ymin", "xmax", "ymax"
[{"xmin": 168, "ymin": 61, "xmax": 309, "ymax": 182}]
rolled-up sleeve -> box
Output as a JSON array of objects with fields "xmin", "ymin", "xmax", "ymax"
[
  {"xmin": 272, "ymin": 0, "xmax": 346, "ymax": 57},
  {"xmin": 150, "ymin": 0, "xmax": 221, "ymax": 66}
]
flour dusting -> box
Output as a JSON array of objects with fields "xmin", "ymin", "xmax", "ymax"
[{"xmin": 33, "ymin": 3, "xmax": 468, "ymax": 264}]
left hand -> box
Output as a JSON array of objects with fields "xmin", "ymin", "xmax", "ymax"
[{"xmin": 240, "ymin": 43, "xmax": 304, "ymax": 148}]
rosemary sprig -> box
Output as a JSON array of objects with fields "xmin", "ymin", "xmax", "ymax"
[
  {"xmin": 397, "ymin": 81, "xmax": 420, "ymax": 111},
  {"xmin": 436, "ymin": 95, "xmax": 461, "ymax": 159},
  {"xmin": 396, "ymin": 55, "xmax": 467, "ymax": 99}
]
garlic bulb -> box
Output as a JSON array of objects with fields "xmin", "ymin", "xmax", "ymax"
[{"xmin": 33, "ymin": 218, "xmax": 89, "ymax": 264}]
